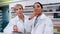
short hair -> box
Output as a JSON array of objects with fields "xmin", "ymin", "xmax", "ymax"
[
  {"xmin": 14, "ymin": 4, "xmax": 23, "ymax": 11},
  {"xmin": 34, "ymin": 2, "xmax": 43, "ymax": 9}
]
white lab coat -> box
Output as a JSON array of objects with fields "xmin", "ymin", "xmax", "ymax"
[
  {"xmin": 30, "ymin": 14, "xmax": 53, "ymax": 34},
  {"xmin": 3, "ymin": 15, "xmax": 31, "ymax": 34}
]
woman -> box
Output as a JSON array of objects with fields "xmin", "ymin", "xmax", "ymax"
[
  {"xmin": 29, "ymin": 2, "xmax": 53, "ymax": 34},
  {"xmin": 4, "ymin": 4, "xmax": 31, "ymax": 34}
]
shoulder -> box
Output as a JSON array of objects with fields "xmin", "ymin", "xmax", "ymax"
[
  {"xmin": 44, "ymin": 16, "xmax": 53, "ymax": 26},
  {"xmin": 41, "ymin": 14, "xmax": 53, "ymax": 25},
  {"xmin": 24, "ymin": 15, "xmax": 29, "ymax": 18},
  {"xmin": 24, "ymin": 15, "xmax": 29, "ymax": 20},
  {"xmin": 10, "ymin": 16, "xmax": 18, "ymax": 22},
  {"xmin": 45, "ymin": 16, "xmax": 52, "ymax": 22},
  {"xmin": 42, "ymin": 14, "xmax": 52, "ymax": 21}
]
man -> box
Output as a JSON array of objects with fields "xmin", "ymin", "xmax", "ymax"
[
  {"xmin": 29, "ymin": 2, "xmax": 53, "ymax": 34},
  {"xmin": 4, "ymin": 4, "xmax": 31, "ymax": 34}
]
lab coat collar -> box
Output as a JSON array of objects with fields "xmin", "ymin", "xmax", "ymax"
[
  {"xmin": 15, "ymin": 15, "xmax": 26, "ymax": 22},
  {"xmin": 30, "ymin": 13, "xmax": 46, "ymax": 20},
  {"xmin": 37, "ymin": 13, "xmax": 46, "ymax": 19}
]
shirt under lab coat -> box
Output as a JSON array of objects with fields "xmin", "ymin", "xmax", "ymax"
[
  {"xmin": 30, "ymin": 14, "xmax": 53, "ymax": 34},
  {"xmin": 3, "ymin": 15, "xmax": 31, "ymax": 34}
]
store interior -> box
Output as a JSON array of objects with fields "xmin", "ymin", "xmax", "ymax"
[{"xmin": 0, "ymin": 0, "xmax": 60, "ymax": 34}]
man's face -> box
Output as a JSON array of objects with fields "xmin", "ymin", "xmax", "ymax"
[
  {"xmin": 33, "ymin": 3, "xmax": 42, "ymax": 15},
  {"xmin": 15, "ymin": 6, "xmax": 23, "ymax": 16}
]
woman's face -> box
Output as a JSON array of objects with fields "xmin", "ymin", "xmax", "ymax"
[
  {"xmin": 33, "ymin": 3, "xmax": 42, "ymax": 15},
  {"xmin": 15, "ymin": 6, "xmax": 23, "ymax": 16}
]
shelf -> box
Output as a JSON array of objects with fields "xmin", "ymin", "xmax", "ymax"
[
  {"xmin": 52, "ymin": 18, "xmax": 60, "ymax": 20},
  {"xmin": 54, "ymin": 32, "xmax": 60, "ymax": 34},
  {"xmin": 0, "ymin": 16, "xmax": 2, "ymax": 18},
  {"xmin": 43, "ymin": 11, "xmax": 60, "ymax": 13},
  {"xmin": 24, "ymin": 13, "xmax": 60, "ymax": 20},
  {"xmin": 54, "ymin": 24, "xmax": 60, "ymax": 27},
  {"xmin": 23, "ymin": 9, "xmax": 60, "ymax": 13},
  {"xmin": 24, "ymin": 13, "xmax": 32, "ymax": 15}
]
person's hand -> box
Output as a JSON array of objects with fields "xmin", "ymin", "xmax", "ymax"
[
  {"xmin": 13, "ymin": 25, "xmax": 18, "ymax": 32},
  {"xmin": 29, "ymin": 11, "xmax": 37, "ymax": 20}
]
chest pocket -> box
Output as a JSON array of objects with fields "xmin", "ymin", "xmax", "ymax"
[
  {"xmin": 35, "ymin": 19, "xmax": 45, "ymax": 30},
  {"xmin": 35, "ymin": 19, "xmax": 44, "ymax": 28}
]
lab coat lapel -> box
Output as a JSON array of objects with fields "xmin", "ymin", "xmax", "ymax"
[
  {"xmin": 34, "ymin": 14, "xmax": 46, "ymax": 29},
  {"xmin": 32, "ymin": 14, "xmax": 46, "ymax": 34}
]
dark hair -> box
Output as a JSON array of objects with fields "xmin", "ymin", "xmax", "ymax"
[{"xmin": 34, "ymin": 2, "xmax": 43, "ymax": 9}]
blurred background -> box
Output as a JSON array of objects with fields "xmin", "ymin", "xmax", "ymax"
[{"xmin": 0, "ymin": 0, "xmax": 60, "ymax": 34}]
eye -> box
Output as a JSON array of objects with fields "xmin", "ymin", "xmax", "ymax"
[
  {"xmin": 33, "ymin": 5, "xmax": 40, "ymax": 8},
  {"xmin": 37, "ymin": 5, "xmax": 40, "ymax": 8},
  {"xmin": 19, "ymin": 8, "xmax": 22, "ymax": 10},
  {"xmin": 15, "ymin": 9, "xmax": 18, "ymax": 11}
]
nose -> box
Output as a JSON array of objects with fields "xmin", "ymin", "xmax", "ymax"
[{"xmin": 17, "ymin": 9, "xmax": 21, "ymax": 12}]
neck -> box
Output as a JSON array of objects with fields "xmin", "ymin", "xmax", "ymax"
[
  {"xmin": 37, "ymin": 13, "xmax": 42, "ymax": 16},
  {"xmin": 18, "ymin": 15, "xmax": 24, "ymax": 22}
]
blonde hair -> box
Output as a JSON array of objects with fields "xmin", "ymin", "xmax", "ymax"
[{"xmin": 14, "ymin": 4, "xmax": 23, "ymax": 11}]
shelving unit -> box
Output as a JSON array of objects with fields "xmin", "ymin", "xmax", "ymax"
[
  {"xmin": 0, "ymin": 0, "xmax": 60, "ymax": 34},
  {"xmin": 54, "ymin": 32, "xmax": 60, "ymax": 34},
  {"xmin": 0, "ymin": 5, "xmax": 9, "ymax": 32},
  {"xmin": 0, "ymin": 10, "xmax": 3, "ymax": 32}
]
